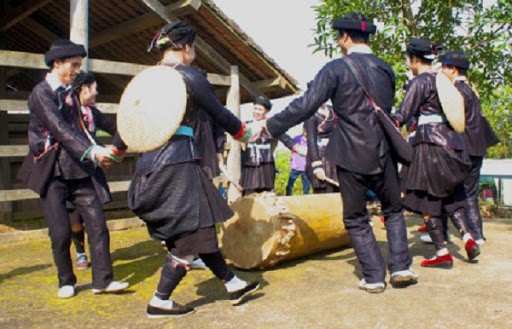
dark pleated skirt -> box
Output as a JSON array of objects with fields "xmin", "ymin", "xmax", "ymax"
[
  {"xmin": 403, "ymin": 143, "xmax": 470, "ymax": 216},
  {"xmin": 404, "ymin": 143, "xmax": 470, "ymax": 198},
  {"xmin": 128, "ymin": 162, "xmax": 233, "ymax": 244},
  {"xmin": 240, "ymin": 162, "xmax": 275, "ymax": 190}
]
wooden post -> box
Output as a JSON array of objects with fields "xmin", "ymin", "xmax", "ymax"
[
  {"xmin": 70, "ymin": 0, "xmax": 89, "ymax": 71},
  {"xmin": 0, "ymin": 49, "xmax": 13, "ymax": 221},
  {"xmin": 226, "ymin": 66, "xmax": 242, "ymax": 202}
]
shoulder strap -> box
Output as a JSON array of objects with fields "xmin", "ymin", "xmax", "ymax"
[{"xmin": 343, "ymin": 57, "xmax": 380, "ymax": 110}]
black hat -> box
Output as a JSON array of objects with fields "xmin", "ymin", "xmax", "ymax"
[
  {"xmin": 73, "ymin": 71, "xmax": 96, "ymax": 92},
  {"xmin": 439, "ymin": 50, "xmax": 470, "ymax": 70},
  {"xmin": 406, "ymin": 38, "xmax": 441, "ymax": 60},
  {"xmin": 332, "ymin": 12, "xmax": 376, "ymax": 34},
  {"xmin": 44, "ymin": 39, "xmax": 87, "ymax": 67},
  {"xmin": 148, "ymin": 21, "xmax": 196, "ymax": 52},
  {"xmin": 254, "ymin": 96, "xmax": 272, "ymax": 111}
]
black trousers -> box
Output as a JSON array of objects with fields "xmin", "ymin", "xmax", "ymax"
[
  {"xmin": 41, "ymin": 177, "xmax": 113, "ymax": 288},
  {"xmin": 337, "ymin": 156, "xmax": 412, "ymax": 283},
  {"xmin": 464, "ymin": 156, "xmax": 484, "ymax": 240}
]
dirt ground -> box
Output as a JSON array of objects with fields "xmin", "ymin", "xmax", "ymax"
[{"xmin": 1, "ymin": 213, "xmax": 511, "ymax": 329}]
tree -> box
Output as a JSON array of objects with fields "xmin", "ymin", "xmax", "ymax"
[{"xmin": 312, "ymin": 0, "xmax": 511, "ymax": 157}]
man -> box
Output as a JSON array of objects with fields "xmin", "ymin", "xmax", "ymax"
[
  {"xmin": 265, "ymin": 13, "xmax": 417, "ymax": 292},
  {"xmin": 285, "ymin": 130, "xmax": 310, "ymax": 195},
  {"xmin": 439, "ymin": 50, "xmax": 500, "ymax": 244},
  {"xmin": 17, "ymin": 40, "xmax": 129, "ymax": 298}
]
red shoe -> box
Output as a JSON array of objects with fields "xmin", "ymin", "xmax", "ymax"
[
  {"xmin": 465, "ymin": 239, "xmax": 481, "ymax": 261},
  {"xmin": 421, "ymin": 254, "xmax": 453, "ymax": 269},
  {"xmin": 417, "ymin": 225, "xmax": 428, "ymax": 232}
]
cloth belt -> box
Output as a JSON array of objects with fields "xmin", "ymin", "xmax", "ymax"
[
  {"xmin": 317, "ymin": 138, "xmax": 329, "ymax": 147},
  {"xmin": 417, "ymin": 114, "xmax": 447, "ymax": 125},
  {"xmin": 175, "ymin": 125, "xmax": 194, "ymax": 138}
]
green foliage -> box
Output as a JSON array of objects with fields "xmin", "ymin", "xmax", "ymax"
[
  {"xmin": 481, "ymin": 84, "xmax": 512, "ymax": 158},
  {"xmin": 312, "ymin": 0, "xmax": 511, "ymax": 157},
  {"xmin": 274, "ymin": 150, "xmax": 309, "ymax": 196}
]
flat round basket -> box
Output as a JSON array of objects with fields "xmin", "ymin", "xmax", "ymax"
[
  {"xmin": 436, "ymin": 72, "xmax": 465, "ymax": 134},
  {"xmin": 117, "ymin": 65, "xmax": 187, "ymax": 152}
]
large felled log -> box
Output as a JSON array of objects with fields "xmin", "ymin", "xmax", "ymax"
[{"xmin": 220, "ymin": 192, "xmax": 350, "ymax": 269}]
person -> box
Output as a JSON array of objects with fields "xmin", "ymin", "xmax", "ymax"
[
  {"xmin": 67, "ymin": 71, "xmax": 124, "ymax": 271},
  {"xmin": 240, "ymin": 96, "xmax": 300, "ymax": 196},
  {"xmin": 304, "ymin": 102, "xmax": 340, "ymax": 194},
  {"xmin": 393, "ymin": 39, "xmax": 480, "ymax": 268},
  {"xmin": 285, "ymin": 130, "xmax": 310, "ymax": 195},
  {"xmin": 439, "ymin": 50, "xmax": 499, "ymax": 245},
  {"xmin": 125, "ymin": 22, "xmax": 260, "ymax": 317},
  {"xmin": 17, "ymin": 40, "xmax": 129, "ymax": 298},
  {"xmin": 264, "ymin": 13, "xmax": 417, "ymax": 293}
]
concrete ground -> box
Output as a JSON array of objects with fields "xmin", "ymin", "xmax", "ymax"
[{"xmin": 0, "ymin": 213, "xmax": 511, "ymax": 329}]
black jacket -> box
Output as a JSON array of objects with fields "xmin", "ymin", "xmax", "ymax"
[
  {"xmin": 267, "ymin": 53, "xmax": 395, "ymax": 174},
  {"xmin": 18, "ymin": 80, "xmax": 112, "ymax": 201},
  {"xmin": 394, "ymin": 72, "xmax": 465, "ymax": 151},
  {"xmin": 455, "ymin": 80, "xmax": 487, "ymax": 156}
]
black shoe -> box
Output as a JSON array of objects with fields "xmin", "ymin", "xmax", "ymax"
[
  {"xmin": 146, "ymin": 303, "xmax": 195, "ymax": 318},
  {"xmin": 229, "ymin": 281, "xmax": 260, "ymax": 306}
]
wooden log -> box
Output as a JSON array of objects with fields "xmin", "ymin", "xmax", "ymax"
[{"xmin": 220, "ymin": 192, "xmax": 350, "ymax": 269}]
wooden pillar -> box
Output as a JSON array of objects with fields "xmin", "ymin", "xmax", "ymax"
[
  {"xmin": 226, "ymin": 65, "xmax": 242, "ymax": 202},
  {"xmin": 0, "ymin": 40, "xmax": 13, "ymax": 220},
  {"xmin": 70, "ymin": 0, "xmax": 89, "ymax": 71}
]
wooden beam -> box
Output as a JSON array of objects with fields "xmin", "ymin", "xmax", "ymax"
[
  {"xmin": 90, "ymin": 0, "xmax": 202, "ymax": 48},
  {"xmin": 254, "ymin": 77, "xmax": 284, "ymax": 90},
  {"xmin": 0, "ymin": 180, "xmax": 131, "ymax": 202},
  {"xmin": 20, "ymin": 18, "xmax": 60, "ymax": 44},
  {"xmin": 70, "ymin": 0, "xmax": 89, "ymax": 71},
  {"xmin": 0, "ymin": 99, "xmax": 118, "ymax": 114},
  {"xmin": 0, "ymin": 50, "xmax": 231, "ymax": 85},
  {"xmin": 140, "ymin": 0, "xmax": 261, "ymax": 98},
  {"xmin": 225, "ymin": 66, "xmax": 242, "ymax": 202},
  {"xmin": 0, "ymin": 0, "xmax": 52, "ymax": 32}
]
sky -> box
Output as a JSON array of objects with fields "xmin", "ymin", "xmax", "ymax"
[{"xmin": 213, "ymin": 0, "xmax": 331, "ymax": 134}]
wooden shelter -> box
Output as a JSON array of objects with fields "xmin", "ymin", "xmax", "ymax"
[{"xmin": 0, "ymin": 0, "xmax": 299, "ymax": 221}]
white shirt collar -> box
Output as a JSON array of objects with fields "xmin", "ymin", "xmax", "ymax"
[
  {"xmin": 45, "ymin": 72, "xmax": 71, "ymax": 91},
  {"xmin": 453, "ymin": 76, "xmax": 468, "ymax": 83},
  {"xmin": 347, "ymin": 44, "xmax": 373, "ymax": 55}
]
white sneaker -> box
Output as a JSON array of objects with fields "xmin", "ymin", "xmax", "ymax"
[
  {"xmin": 189, "ymin": 258, "xmax": 207, "ymax": 270},
  {"xmin": 92, "ymin": 281, "xmax": 129, "ymax": 294},
  {"xmin": 58, "ymin": 285, "xmax": 75, "ymax": 299},
  {"xmin": 358, "ymin": 278, "xmax": 386, "ymax": 293},
  {"xmin": 475, "ymin": 239, "xmax": 485, "ymax": 246},
  {"xmin": 390, "ymin": 269, "xmax": 418, "ymax": 288}
]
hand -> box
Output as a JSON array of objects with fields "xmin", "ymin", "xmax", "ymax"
[
  {"xmin": 314, "ymin": 167, "xmax": 326, "ymax": 181},
  {"xmin": 246, "ymin": 120, "xmax": 264, "ymax": 143},
  {"xmin": 94, "ymin": 146, "xmax": 115, "ymax": 168},
  {"xmin": 217, "ymin": 153, "xmax": 224, "ymax": 166},
  {"xmin": 108, "ymin": 145, "xmax": 126, "ymax": 163},
  {"xmin": 293, "ymin": 145, "xmax": 307, "ymax": 157}
]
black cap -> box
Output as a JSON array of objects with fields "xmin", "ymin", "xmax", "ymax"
[
  {"xmin": 148, "ymin": 21, "xmax": 196, "ymax": 52},
  {"xmin": 407, "ymin": 38, "xmax": 436, "ymax": 60},
  {"xmin": 332, "ymin": 12, "xmax": 376, "ymax": 34},
  {"xmin": 439, "ymin": 50, "xmax": 470, "ymax": 70},
  {"xmin": 254, "ymin": 96, "xmax": 272, "ymax": 111},
  {"xmin": 73, "ymin": 71, "xmax": 96, "ymax": 92},
  {"xmin": 44, "ymin": 39, "xmax": 87, "ymax": 67}
]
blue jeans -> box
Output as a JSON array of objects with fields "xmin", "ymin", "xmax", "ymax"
[{"xmin": 286, "ymin": 169, "xmax": 310, "ymax": 196}]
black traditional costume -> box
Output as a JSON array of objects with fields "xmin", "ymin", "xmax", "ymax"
[
  {"xmin": 440, "ymin": 51, "xmax": 499, "ymax": 242},
  {"xmin": 17, "ymin": 41, "xmax": 127, "ymax": 293},
  {"xmin": 126, "ymin": 22, "xmax": 259, "ymax": 317},
  {"xmin": 394, "ymin": 40, "xmax": 479, "ymax": 267},
  {"xmin": 240, "ymin": 96, "xmax": 295, "ymax": 196},
  {"xmin": 266, "ymin": 13, "xmax": 415, "ymax": 290},
  {"xmin": 304, "ymin": 104, "xmax": 339, "ymax": 193}
]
